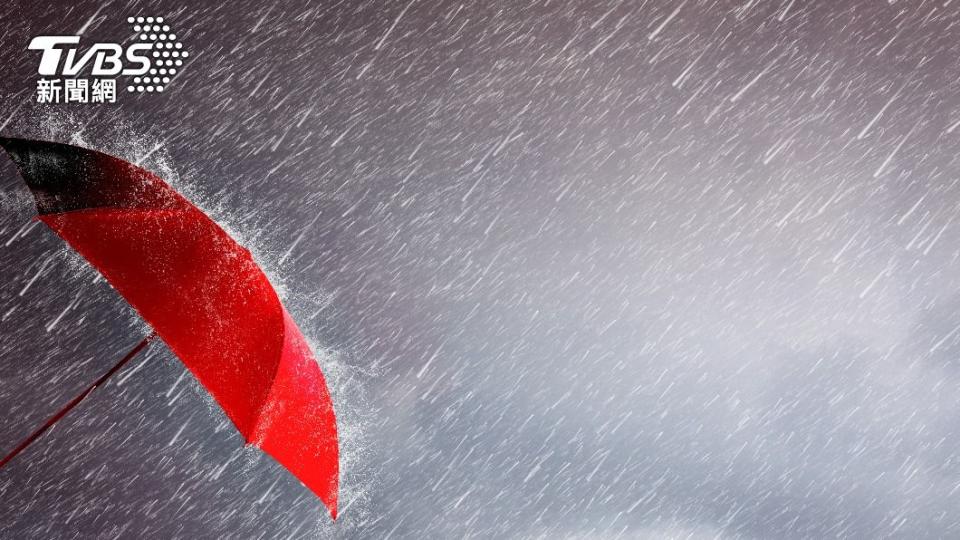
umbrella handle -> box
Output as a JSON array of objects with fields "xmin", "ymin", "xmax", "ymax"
[{"xmin": 0, "ymin": 332, "xmax": 156, "ymax": 470}]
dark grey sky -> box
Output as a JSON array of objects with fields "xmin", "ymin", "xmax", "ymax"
[{"xmin": 1, "ymin": 0, "xmax": 960, "ymax": 538}]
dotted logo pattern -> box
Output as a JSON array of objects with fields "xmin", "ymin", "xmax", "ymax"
[{"xmin": 125, "ymin": 16, "xmax": 188, "ymax": 94}]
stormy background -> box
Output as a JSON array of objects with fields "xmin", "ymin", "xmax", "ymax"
[{"xmin": 1, "ymin": 0, "xmax": 959, "ymax": 538}]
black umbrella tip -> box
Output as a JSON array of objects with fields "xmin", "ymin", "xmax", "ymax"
[
  {"xmin": 0, "ymin": 137, "xmax": 22, "ymax": 162},
  {"xmin": 0, "ymin": 137, "xmax": 37, "ymax": 166},
  {"xmin": 0, "ymin": 136, "xmax": 32, "ymax": 156}
]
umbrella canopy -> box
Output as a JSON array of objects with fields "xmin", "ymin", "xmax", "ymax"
[{"xmin": 0, "ymin": 137, "xmax": 339, "ymax": 518}]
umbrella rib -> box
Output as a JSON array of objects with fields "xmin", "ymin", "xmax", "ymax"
[{"xmin": 248, "ymin": 317, "xmax": 291, "ymax": 445}]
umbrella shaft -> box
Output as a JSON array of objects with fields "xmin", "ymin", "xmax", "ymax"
[{"xmin": 0, "ymin": 332, "xmax": 156, "ymax": 470}]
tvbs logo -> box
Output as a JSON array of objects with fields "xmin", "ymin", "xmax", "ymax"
[
  {"xmin": 29, "ymin": 16, "xmax": 187, "ymax": 103},
  {"xmin": 30, "ymin": 36, "xmax": 152, "ymax": 76}
]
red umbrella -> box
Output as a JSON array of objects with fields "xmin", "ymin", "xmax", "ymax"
[{"xmin": 0, "ymin": 137, "xmax": 339, "ymax": 518}]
